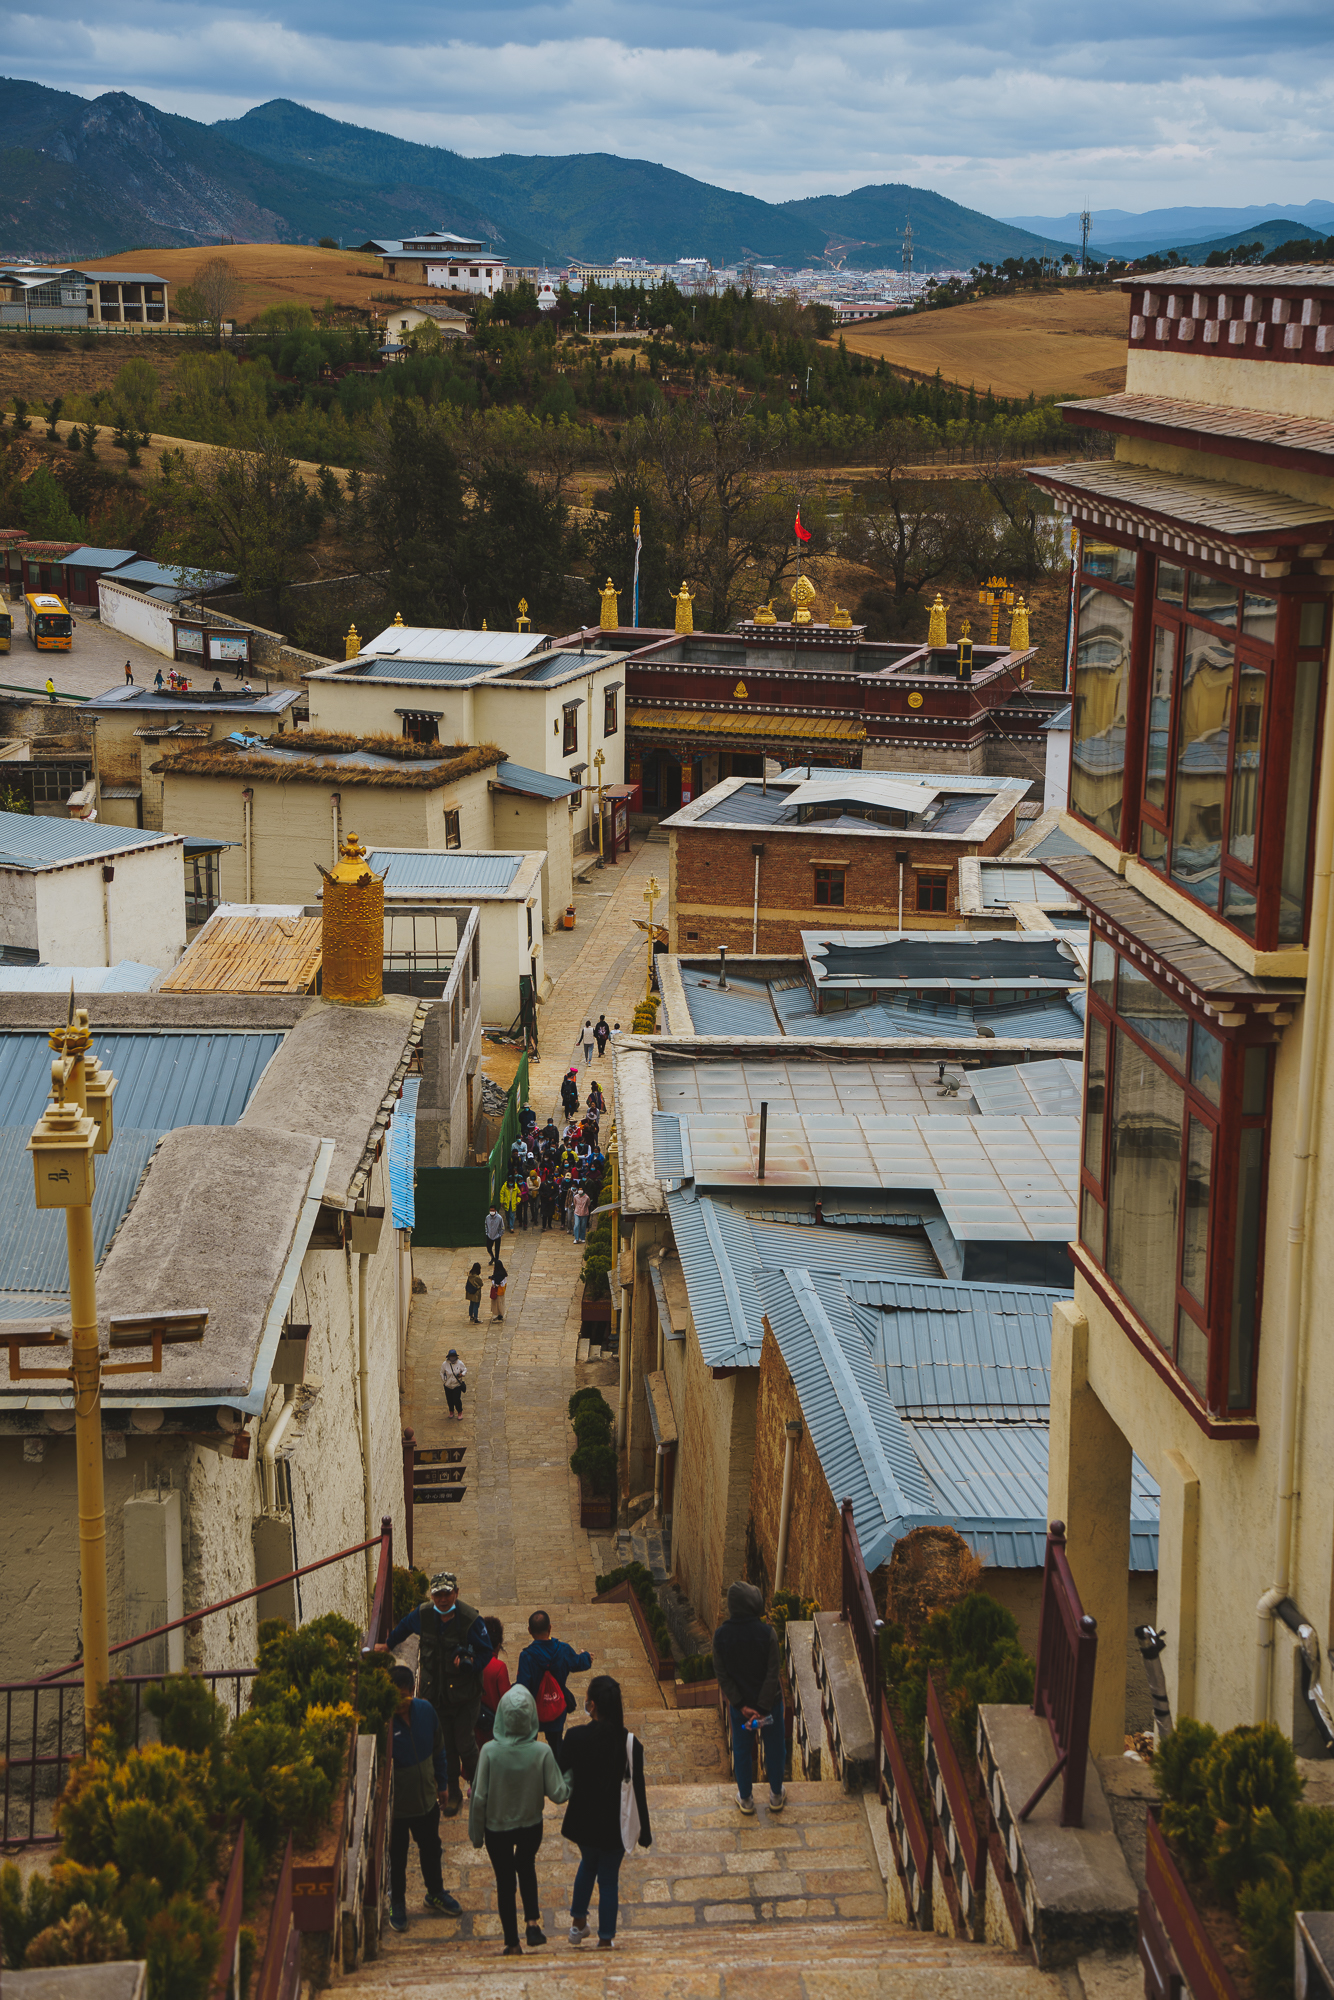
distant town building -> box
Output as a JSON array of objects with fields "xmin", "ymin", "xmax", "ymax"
[
  {"xmin": 384, "ymin": 301, "xmax": 470, "ymax": 341},
  {"xmin": 0, "ymin": 265, "xmax": 169, "ymax": 329},
  {"xmin": 363, "ymin": 233, "xmax": 506, "ymax": 298}
]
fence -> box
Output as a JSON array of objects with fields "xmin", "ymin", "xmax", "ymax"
[
  {"xmin": 839, "ymin": 1498, "xmax": 883, "ymax": 1743},
  {"xmin": 487, "ymin": 1053, "xmax": 530, "ymax": 1203},
  {"xmin": 256, "ymin": 1834, "xmax": 302, "ymax": 2000},
  {"xmin": 1020, "ymin": 1519, "xmax": 1098, "ymax": 1828},
  {"xmin": 211, "ymin": 1823, "xmax": 247, "ymax": 2000}
]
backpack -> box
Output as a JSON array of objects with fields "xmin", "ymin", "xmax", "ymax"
[
  {"xmin": 534, "ymin": 1670, "xmax": 567, "ymax": 1726},
  {"xmin": 620, "ymin": 1733, "xmax": 644, "ymax": 1853}
]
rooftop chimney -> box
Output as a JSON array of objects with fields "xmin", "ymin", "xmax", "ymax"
[{"xmin": 718, "ymin": 945, "xmax": 729, "ymax": 989}]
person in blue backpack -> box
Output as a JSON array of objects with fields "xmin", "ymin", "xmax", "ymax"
[{"xmin": 517, "ymin": 1609, "xmax": 592, "ymax": 1750}]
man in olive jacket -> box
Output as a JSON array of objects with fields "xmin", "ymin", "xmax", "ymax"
[
  {"xmin": 712, "ymin": 1581, "xmax": 786, "ymax": 1815},
  {"xmin": 384, "ymin": 1570, "xmax": 493, "ymax": 1813}
]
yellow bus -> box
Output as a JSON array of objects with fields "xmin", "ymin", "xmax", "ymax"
[
  {"xmin": 24, "ymin": 592, "xmax": 73, "ymax": 651},
  {"xmin": 0, "ymin": 605, "xmax": 10, "ymax": 654}
]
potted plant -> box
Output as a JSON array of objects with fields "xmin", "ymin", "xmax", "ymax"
[
  {"xmin": 675, "ymin": 1651, "xmax": 718, "ymax": 1709},
  {"xmin": 595, "ymin": 1560, "xmax": 675, "ymax": 1680},
  {"xmin": 580, "ymin": 1218, "xmax": 614, "ymax": 1326},
  {"xmin": 570, "ymin": 1387, "xmax": 616, "ymax": 1528}
]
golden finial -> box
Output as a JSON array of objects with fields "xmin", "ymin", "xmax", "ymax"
[
  {"xmin": 517, "ymin": 597, "xmax": 530, "ymax": 633},
  {"xmin": 599, "ymin": 578, "xmax": 620, "ymax": 631},
  {"xmin": 790, "ymin": 573, "xmax": 817, "ymax": 625},
  {"xmin": 482, "ymin": 618, "xmax": 488, "ymax": 631},
  {"xmin": 673, "ymin": 581, "xmax": 695, "ymax": 635},
  {"xmin": 393, "ymin": 611, "xmax": 404, "ymax": 626},
  {"xmin": 344, "ymin": 623, "xmax": 361, "ymax": 661},
  {"xmin": 752, "ymin": 600, "xmax": 778, "ymax": 626},
  {"xmin": 1009, "ymin": 597, "xmax": 1030, "ymax": 651},
  {"xmin": 928, "ymin": 593, "xmax": 947, "ymax": 648}
]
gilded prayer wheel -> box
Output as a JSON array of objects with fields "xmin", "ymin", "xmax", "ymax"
[{"xmin": 322, "ymin": 834, "xmax": 384, "ymax": 1005}]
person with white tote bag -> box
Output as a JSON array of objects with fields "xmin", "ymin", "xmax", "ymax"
[{"xmin": 554, "ymin": 1674, "xmax": 652, "ymax": 1948}]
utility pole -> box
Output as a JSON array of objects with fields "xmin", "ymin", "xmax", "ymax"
[
  {"xmin": 1080, "ymin": 208, "xmax": 1092, "ymax": 275},
  {"xmin": 11, "ymin": 1001, "xmax": 205, "ymax": 1738},
  {"xmin": 642, "ymin": 876, "xmax": 662, "ymax": 999},
  {"xmin": 593, "ymin": 747, "xmax": 606, "ymax": 862}
]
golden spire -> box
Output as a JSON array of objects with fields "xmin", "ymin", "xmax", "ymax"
[
  {"xmin": 673, "ymin": 582, "xmax": 695, "ymax": 635},
  {"xmin": 599, "ymin": 578, "xmax": 620, "ymax": 631},
  {"xmin": 1009, "ymin": 597, "xmax": 1030, "ymax": 651},
  {"xmin": 344, "ymin": 623, "xmax": 361, "ymax": 661}
]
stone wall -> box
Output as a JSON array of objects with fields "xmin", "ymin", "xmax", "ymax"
[
  {"xmin": 670, "ymin": 1320, "xmax": 758, "ymax": 1629},
  {"xmin": 746, "ymin": 1322, "xmax": 843, "ymax": 1612}
]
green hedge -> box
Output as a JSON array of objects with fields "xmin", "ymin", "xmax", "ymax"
[
  {"xmin": 595, "ymin": 1560, "xmax": 673, "ymax": 1659},
  {"xmin": 569, "ymin": 1388, "xmax": 616, "ymax": 1493}
]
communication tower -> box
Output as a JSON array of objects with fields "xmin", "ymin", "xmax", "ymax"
[
  {"xmin": 902, "ymin": 213, "xmax": 913, "ymax": 276},
  {"xmin": 1080, "ymin": 208, "xmax": 1092, "ymax": 273}
]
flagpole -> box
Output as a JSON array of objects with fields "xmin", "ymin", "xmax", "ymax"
[{"xmin": 633, "ymin": 506, "xmax": 641, "ymax": 629}]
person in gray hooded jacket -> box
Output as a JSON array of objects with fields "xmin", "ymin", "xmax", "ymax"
[{"xmin": 712, "ymin": 1581, "xmax": 786, "ymax": 1816}]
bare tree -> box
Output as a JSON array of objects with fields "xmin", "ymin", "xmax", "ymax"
[
  {"xmin": 841, "ymin": 421, "xmax": 992, "ymax": 610},
  {"xmin": 176, "ymin": 257, "xmax": 243, "ymax": 345}
]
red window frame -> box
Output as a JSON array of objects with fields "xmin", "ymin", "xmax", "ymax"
[
  {"xmin": 814, "ymin": 867, "xmax": 845, "ymax": 908},
  {"xmin": 1078, "ymin": 931, "xmax": 1272, "ymax": 1419},
  {"xmin": 916, "ymin": 872, "xmax": 949, "ymax": 913}
]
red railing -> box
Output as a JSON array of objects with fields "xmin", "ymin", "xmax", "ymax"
[
  {"xmin": 878, "ymin": 1689, "xmax": 932, "ymax": 1927},
  {"xmin": 839, "ymin": 1498, "xmax": 883, "ymax": 1745},
  {"xmin": 1020, "ymin": 1520, "xmax": 1098, "ymax": 1828},
  {"xmin": 210, "ymin": 1822, "xmax": 247, "ymax": 2000},
  {"xmin": 1, "ymin": 1668, "xmax": 256, "ymax": 1850},
  {"xmin": 256, "ymin": 1834, "xmax": 302, "ymax": 2000},
  {"xmin": 363, "ymin": 1516, "xmax": 394, "ymax": 1653}
]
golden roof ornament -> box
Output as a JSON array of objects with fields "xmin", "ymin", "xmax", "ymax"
[
  {"xmin": 830, "ymin": 603, "xmax": 852, "ymax": 629},
  {"xmin": 516, "ymin": 598, "xmax": 530, "ymax": 633},
  {"xmin": 928, "ymin": 593, "xmax": 947, "ymax": 648},
  {"xmin": 1009, "ymin": 597, "xmax": 1030, "ymax": 651},
  {"xmin": 752, "ymin": 600, "xmax": 778, "ymax": 626},
  {"xmin": 599, "ymin": 578, "xmax": 620, "ymax": 631},
  {"xmin": 393, "ymin": 611, "xmax": 404, "ymax": 626},
  {"xmin": 673, "ymin": 582, "xmax": 695, "ymax": 635},
  {"xmin": 344, "ymin": 623, "xmax": 360, "ymax": 661},
  {"xmin": 790, "ymin": 573, "xmax": 817, "ymax": 625}
]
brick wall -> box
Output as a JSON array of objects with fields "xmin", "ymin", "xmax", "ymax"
[
  {"xmin": 747, "ymin": 1323, "xmax": 843, "ymax": 1613},
  {"xmin": 668, "ymin": 812, "xmax": 1015, "ymax": 953}
]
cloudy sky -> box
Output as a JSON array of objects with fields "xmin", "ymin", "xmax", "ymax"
[{"xmin": 6, "ymin": 0, "xmax": 1334, "ymax": 215}]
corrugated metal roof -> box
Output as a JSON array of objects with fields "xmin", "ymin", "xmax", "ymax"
[
  {"xmin": 679, "ymin": 969, "xmax": 778, "ymax": 1035},
  {"xmin": 344, "ymin": 656, "xmax": 495, "ymax": 684},
  {"xmin": 371, "ymin": 850, "xmax": 523, "ymax": 892},
  {"xmin": 769, "ymin": 985, "xmax": 1086, "ymax": 1043},
  {"xmin": 492, "ymin": 761, "xmax": 581, "ymax": 799},
  {"xmin": 0, "ymin": 962, "xmax": 159, "ymax": 993},
  {"xmin": 107, "ymin": 560, "xmax": 236, "ymax": 590},
  {"xmin": 1028, "ymin": 824, "xmax": 1084, "ymax": 861},
  {"xmin": 357, "ymin": 627, "xmax": 546, "ymax": 666},
  {"xmin": 967, "ymin": 1059, "xmax": 1083, "ymax": 1120},
  {"xmin": 510, "ymin": 651, "xmax": 610, "ymax": 682},
  {"xmin": 749, "ymin": 1215, "xmax": 938, "ymax": 1279},
  {"xmin": 846, "ymin": 1275, "xmax": 1063, "ymax": 1417},
  {"xmin": 0, "ymin": 812, "xmax": 178, "ymax": 869},
  {"xmin": 65, "ymin": 547, "xmax": 137, "ymax": 568},
  {"xmin": 0, "ymin": 1029, "xmax": 285, "ymax": 1296},
  {"xmin": 906, "ymin": 1422, "xmax": 1159, "ymax": 1571},
  {"xmin": 389, "ymin": 1077, "xmax": 418, "ymax": 1231},
  {"xmin": 978, "ymin": 865, "xmax": 1077, "ymax": 908},
  {"xmin": 653, "ymin": 1113, "xmax": 685, "ymax": 1180}
]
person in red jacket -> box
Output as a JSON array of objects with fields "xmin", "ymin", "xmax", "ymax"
[{"xmin": 478, "ymin": 1617, "xmax": 512, "ymax": 1747}]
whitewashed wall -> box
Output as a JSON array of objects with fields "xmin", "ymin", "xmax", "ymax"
[
  {"xmin": 33, "ymin": 842, "xmax": 186, "ymax": 970},
  {"xmin": 98, "ymin": 579, "xmax": 176, "ymax": 659}
]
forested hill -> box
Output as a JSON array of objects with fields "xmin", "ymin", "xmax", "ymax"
[{"xmin": 0, "ymin": 72, "xmax": 1078, "ymax": 268}]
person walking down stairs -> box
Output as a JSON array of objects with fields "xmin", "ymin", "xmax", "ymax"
[
  {"xmin": 468, "ymin": 1686, "xmax": 570, "ymax": 1956},
  {"xmin": 386, "ymin": 1664, "xmax": 463, "ymax": 1934},
  {"xmin": 517, "ymin": 1609, "xmax": 592, "ymax": 1750},
  {"xmin": 713, "ymin": 1582, "xmax": 787, "ymax": 1817},
  {"xmin": 556, "ymin": 1675, "xmax": 652, "ymax": 1949},
  {"xmin": 381, "ymin": 1574, "xmax": 493, "ymax": 1816}
]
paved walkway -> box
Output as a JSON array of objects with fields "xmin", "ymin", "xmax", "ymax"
[{"xmin": 404, "ymin": 839, "xmax": 662, "ymax": 1611}]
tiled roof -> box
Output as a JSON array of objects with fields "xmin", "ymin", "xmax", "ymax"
[
  {"xmin": 628, "ymin": 706, "xmax": 867, "ymax": 742},
  {"xmin": 1113, "ymin": 266, "xmax": 1334, "ymax": 292},
  {"xmin": 1060, "ymin": 391, "xmax": 1334, "ymax": 467},
  {"xmin": 1027, "ymin": 459, "xmax": 1334, "ymax": 561},
  {"xmin": 1042, "ymin": 847, "xmax": 1303, "ymax": 1004}
]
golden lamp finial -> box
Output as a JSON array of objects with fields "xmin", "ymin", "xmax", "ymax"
[
  {"xmin": 599, "ymin": 578, "xmax": 620, "ymax": 631},
  {"xmin": 517, "ymin": 597, "xmax": 530, "ymax": 633},
  {"xmin": 344, "ymin": 623, "xmax": 361, "ymax": 661}
]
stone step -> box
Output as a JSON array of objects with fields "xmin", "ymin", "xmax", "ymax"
[{"xmin": 343, "ymin": 1919, "xmax": 1062, "ymax": 1996}]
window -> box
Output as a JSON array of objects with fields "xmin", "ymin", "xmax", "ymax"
[
  {"xmin": 185, "ymin": 850, "xmax": 220, "ymax": 928},
  {"xmin": 402, "ymin": 713, "xmax": 439, "ymax": 745},
  {"xmin": 444, "ymin": 809, "xmax": 461, "ymax": 849},
  {"xmin": 814, "ymin": 868, "xmax": 845, "ymax": 907},
  {"xmin": 1070, "ymin": 540, "xmax": 1327, "ymax": 948},
  {"xmin": 1079, "ymin": 935, "xmax": 1271, "ymax": 1416},
  {"xmin": 916, "ymin": 872, "xmax": 949, "ymax": 913},
  {"xmin": 604, "ymin": 686, "xmax": 619, "ymax": 736},
  {"xmin": 29, "ymin": 764, "xmax": 89, "ymax": 804},
  {"xmin": 562, "ymin": 704, "xmax": 579, "ymax": 755},
  {"xmin": 450, "ymin": 994, "xmax": 460, "ymax": 1046}
]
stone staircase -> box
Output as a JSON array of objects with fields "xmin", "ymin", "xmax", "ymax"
[{"xmin": 343, "ymin": 1600, "xmax": 1065, "ymax": 1997}]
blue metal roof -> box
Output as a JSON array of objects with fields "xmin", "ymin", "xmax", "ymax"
[
  {"xmin": 1028, "ymin": 824, "xmax": 1085, "ymax": 860},
  {"xmin": 370, "ymin": 850, "xmax": 524, "ymax": 892},
  {"xmin": 845, "ymin": 1275, "xmax": 1063, "ymax": 1417},
  {"xmin": 0, "ymin": 813, "xmax": 178, "ymax": 869},
  {"xmin": 0, "ymin": 962, "xmax": 160, "ymax": 993},
  {"xmin": 679, "ymin": 968, "xmax": 777, "ymax": 1035},
  {"xmin": 510, "ymin": 651, "xmax": 609, "ymax": 682},
  {"xmin": 345, "ymin": 657, "xmax": 494, "ymax": 684},
  {"xmin": 65, "ymin": 547, "xmax": 137, "ymax": 569},
  {"xmin": 107, "ymin": 560, "xmax": 236, "ymax": 591},
  {"xmin": 389, "ymin": 1076, "xmax": 418, "ymax": 1231},
  {"xmin": 967, "ymin": 1059, "xmax": 1083, "ymax": 1119},
  {"xmin": 492, "ymin": 762, "xmax": 581, "ymax": 799},
  {"xmin": 770, "ymin": 982, "xmax": 1085, "ymax": 1042},
  {"xmin": 1044, "ymin": 706, "xmax": 1072, "ymax": 731},
  {"xmin": 0, "ymin": 1029, "xmax": 285, "ymax": 1296}
]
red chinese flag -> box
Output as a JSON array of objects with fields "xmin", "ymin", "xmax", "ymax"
[{"xmin": 794, "ymin": 508, "xmax": 812, "ymax": 543}]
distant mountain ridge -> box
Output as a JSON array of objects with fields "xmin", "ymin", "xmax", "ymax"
[
  {"xmin": 0, "ymin": 73, "xmax": 1081, "ymax": 269},
  {"xmin": 1002, "ymin": 199, "xmax": 1334, "ymax": 259}
]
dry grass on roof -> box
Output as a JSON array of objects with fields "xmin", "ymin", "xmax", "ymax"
[{"xmin": 155, "ymin": 735, "xmax": 506, "ymax": 790}]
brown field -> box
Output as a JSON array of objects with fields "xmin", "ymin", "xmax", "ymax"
[
  {"xmin": 78, "ymin": 242, "xmax": 406, "ymax": 318},
  {"xmin": 830, "ymin": 287, "xmax": 1130, "ymax": 400}
]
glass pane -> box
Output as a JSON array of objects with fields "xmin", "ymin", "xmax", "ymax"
[
  {"xmin": 1157, "ymin": 563, "xmax": 1185, "ymax": 608},
  {"xmin": 1190, "ymin": 1024, "xmax": 1224, "ymax": 1104},
  {"xmin": 1107, "ymin": 1027, "xmax": 1185, "ymax": 1348},
  {"xmin": 1188, "ymin": 570, "xmax": 1238, "ymax": 627},
  {"xmin": 1299, "ymin": 601, "xmax": 1326, "ymax": 648},
  {"xmin": 1280, "ymin": 658, "xmax": 1321, "ymax": 943},
  {"xmin": 1071, "ymin": 587, "xmax": 1133, "ymax": 838},
  {"xmin": 1080, "ymin": 1187, "xmax": 1106, "ymax": 1262},
  {"xmin": 1118, "ymin": 959, "xmax": 1188, "ymax": 1068},
  {"xmin": 1084, "ymin": 1016, "xmax": 1107, "ymax": 1180},
  {"xmin": 1177, "ymin": 1308, "xmax": 1209, "ymax": 1399},
  {"xmin": 1180, "ymin": 1115, "xmax": 1213, "ymax": 1306},
  {"xmin": 1230, "ymin": 1127, "xmax": 1264, "ymax": 1409},
  {"xmin": 1171, "ymin": 629, "xmax": 1234, "ymax": 907},
  {"xmin": 1084, "ymin": 543, "xmax": 1137, "ymax": 586},
  {"xmin": 1227, "ymin": 660, "xmax": 1265, "ymax": 867},
  {"xmin": 1222, "ymin": 878, "xmax": 1257, "ymax": 936},
  {"xmin": 1090, "ymin": 939, "xmax": 1115, "ymax": 1006},
  {"xmin": 1242, "ymin": 593, "xmax": 1277, "ymax": 645},
  {"xmin": 1145, "ymin": 626, "xmax": 1175, "ymax": 810},
  {"xmin": 1243, "ymin": 1044, "xmax": 1270, "ymax": 1116},
  {"xmin": 1140, "ymin": 821, "xmax": 1167, "ymax": 872}
]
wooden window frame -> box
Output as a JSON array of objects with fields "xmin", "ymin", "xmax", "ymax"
[
  {"xmin": 444, "ymin": 809, "xmax": 461, "ymax": 850},
  {"xmin": 604, "ymin": 686, "xmax": 619, "ymax": 736},
  {"xmin": 916, "ymin": 871, "xmax": 950, "ymax": 914},
  {"xmin": 813, "ymin": 867, "xmax": 845, "ymax": 908},
  {"xmin": 562, "ymin": 705, "xmax": 579, "ymax": 756},
  {"xmin": 1078, "ymin": 931, "xmax": 1272, "ymax": 1421}
]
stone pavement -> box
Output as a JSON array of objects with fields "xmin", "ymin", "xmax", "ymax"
[{"xmin": 2, "ymin": 603, "xmax": 196, "ymax": 700}]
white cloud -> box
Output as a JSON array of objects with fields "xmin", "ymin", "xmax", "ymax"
[{"xmin": 9, "ymin": 4, "xmax": 1334, "ymax": 212}]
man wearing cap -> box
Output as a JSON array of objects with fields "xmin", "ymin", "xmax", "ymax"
[{"xmin": 382, "ymin": 1573, "xmax": 493, "ymax": 1814}]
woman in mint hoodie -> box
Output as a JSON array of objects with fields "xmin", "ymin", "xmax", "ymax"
[{"xmin": 468, "ymin": 1685, "xmax": 570, "ymax": 1955}]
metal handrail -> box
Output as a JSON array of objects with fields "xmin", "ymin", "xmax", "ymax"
[
  {"xmin": 1019, "ymin": 1520, "xmax": 1098, "ymax": 1828},
  {"xmin": 363, "ymin": 1516, "xmax": 394, "ymax": 1652},
  {"xmin": 210, "ymin": 1822, "xmax": 247, "ymax": 2000}
]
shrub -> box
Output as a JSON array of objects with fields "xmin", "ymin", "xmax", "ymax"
[
  {"xmin": 1202, "ymin": 1723, "xmax": 1303, "ymax": 1908},
  {"xmin": 570, "ymin": 1387, "xmax": 615, "ymax": 1489},
  {"xmin": 595, "ymin": 1560, "xmax": 672, "ymax": 1657},
  {"xmin": 881, "ymin": 1590, "xmax": 1034, "ymax": 1753},
  {"xmin": 393, "ymin": 1563, "xmax": 429, "ymax": 1625},
  {"xmin": 569, "ymin": 1387, "xmax": 613, "ymax": 1423},
  {"xmin": 25, "ymin": 1901, "xmax": 129, "ymax": 1966},
  {"xmin": 769, "ymin": 1590, "xmax": 819, "ymax": 1647},
  {"xmin": 680, "ymin": 1652, "xmax": 714, "ymax": 1683},
  {"xmin": 1154, "ymin": 1715, "xmax": 1219, "ymax": 1868},
  {"xmin": 145, "ymin": 1672, "xmax": 227, "ymax": 1769}
]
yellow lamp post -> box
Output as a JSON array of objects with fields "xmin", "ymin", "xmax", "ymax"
[
  {"xmin": 12, "ymin": 1005, "xmax": 204, "ymax": 1740},
  {"xmin": 642, "ymin": 874, "xmax": 662, "ymax": 1000},
  {"xmin": 592, "ymin": 747, "xmax": 606, "ymax": 861}
]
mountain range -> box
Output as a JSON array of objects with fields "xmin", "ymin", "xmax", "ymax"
[
  {"xmin": 1002, "ymin": 200, "xmax": 1334, "ymax": 260},
  {"xmin": 1, "ymin": 75, "xmax": 1082, "ymax": 270}
]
